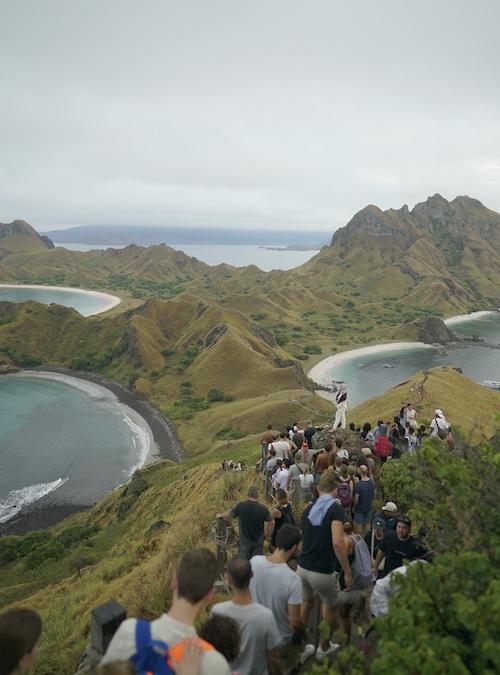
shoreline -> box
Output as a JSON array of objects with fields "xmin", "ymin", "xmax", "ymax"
[
  {"xmin": 0, "ymin": 283, "xmax": 121, "ymax": 315},
  {"xmin": 308, "ymin": 342, "xmax": 435, "ymax": 386},
  {"xmin": 0, "ymin": 367, "xmax": 182, "ymax": 534},
  {"xmin": 308, "ymin": 309, "xmax": 499, "ymax": 387}
]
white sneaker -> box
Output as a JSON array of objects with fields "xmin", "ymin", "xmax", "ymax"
[
  {"xmin": 316, "ymin": 641, "xmax": 341, "ymax": 659},
  {"xmin": 299, "ymin": 643, "xmax": 316, "ymax": 664}
]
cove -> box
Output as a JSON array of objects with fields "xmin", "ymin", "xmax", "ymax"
[{"xmin": 0, "ymin": 284, "xmax": 121, "ymax": 316}]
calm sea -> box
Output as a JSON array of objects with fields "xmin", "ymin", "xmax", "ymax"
[
  {"xmin": 0, "ymin": 373, "xmax": 153, "ymax": 522},
  {"xmin": 0, "ymin": 286, "xmax": 113, "ymax": 316},
  {"xmin": 324, "ymin": 314, "xmax": 500, "ymax": 407},
  {"xmin": 54, "ymin": 242, "xmax": 318, "ymax": 271}
]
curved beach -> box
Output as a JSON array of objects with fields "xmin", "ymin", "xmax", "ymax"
[
  {"xmin": 443, "ymin": 310, "xmax": 498, "ymax": 326},
  {"xmin": 0, "ymin": 283, "xmax": 121, "ymax": 315}
]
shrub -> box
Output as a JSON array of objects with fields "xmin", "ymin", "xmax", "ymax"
[
  {"xmin": 207, "ymin": 388, "xmax": 234, "ymax": 403},
  {"xmin": 303, "ymin": 344, "xmax": 322, "ymax": 354}
]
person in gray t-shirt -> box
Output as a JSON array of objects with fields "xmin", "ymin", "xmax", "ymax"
[{"xmin": 212, "ymin": 557, "xmax": 281, "ymax": 675}]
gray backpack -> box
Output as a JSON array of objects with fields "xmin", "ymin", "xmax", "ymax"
[{"xmin": 351, "ymin": 535, "xmax": 372, "ymax": 589}]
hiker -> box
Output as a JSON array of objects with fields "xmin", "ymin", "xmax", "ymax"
[
  {"xmin": 373, "ymin": 420, "xmax": 385, "ymax": 439},
  {"xmin": 332, "ymin": 384, "xmax": 348, "ymax": 430},
  {"xmin": 265, "ymin": 447, "xmax": 278, "ymax": 473},
  {"xmin": 260, "ymin": 424, "xmax": 276, "ymax": 473},
  {"xmin": 250, "ymin": 525, "xmax": 315, "ymax": 665},
  {"xmin": 372, "ymin": 502, "xmax": 399, "ymax": 531},
  {"xmin": 217, "ymin": 486, "xmax": 273, "ymax": 559},
  {"xmin": 430, "ymin": 409, "xmax": 450, "ymax": 438},
  {"xmin": 372, "ymin": 516, "xmax": 427, "ymax": 578},
  {"xmin": 0, "ymin": 608, "xmax": 42, "ymax": 675},
  {"xmin": 370, "ymin": 561, "xmax": 426, "ymax": 617},
  {"xmin": 313, "ymin": 442, "xmax": 331, "ymax": 483},
  {"xmin": 334, "ymin": 436, "xmax": 349, "ymax": 461},
  {"xmin": 297, "ymin": 471, "xmax": 352, "ymax": 660},
  {"xmin": 294, "ymin": 440, "xmax": 310, "ymax": 465},
  {"xmin": 406, "ymin": 404, "xmax": 417, "ymax": 430},
  {"xmin": 360, "ymin": 422, "xmax": 375, "ymax": 446},
  {"xmin": 417, "ymin": 424, "xmax": 429, "ymax": 446},
  {"xmin": 299, "ymin": 465, "xmax": 315, "ymax": 502},
  {"xmin": 364, "ymin": 517, "xmax": 386, "ymax": 569},
  {"xmin": 273, "ymin": 460, "xmax": 290, "ymax": 492},
  {"xmin": 337, "ymin": 465, "xmax": 354, "ymax": 518},
  {"xmin": 269, "ymin": 432, "xmax": 291, "ymax": 460},
  {"xmin": 101, "ymin": 548, "xmax": 231, "ymax": 674},
  {"xmin": 336, "ymin": 522, "xmax": 373, "ymax": 642},
  {"xmin": 198, "ymin": 616, "xmax": 240, "ymax": 668},
  {"xmin": 352, "ymin": 465, "xmax": 375, "ymax": 536},
  {"xmin": 304, "ymin": 421, "xmax": 317, "ymax": 449},
  {"xmin": 271, "ymin": 489, "xmax": 295, "ymax": 550},
  {"xmin": 360, "ymin": 447, "xmax": 376, "ymax": 474},
  {"xmin": 211, "ymin": 557, "xmax": 282, "ymax": 675},
  {"xmin": 374, "ymin": 426, "xmax": 393, "ymax": 463}
]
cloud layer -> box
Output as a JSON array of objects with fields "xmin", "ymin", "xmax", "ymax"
[{"xmin": 1, "ymin": 0, "xmax": 499, "ymax": 231}]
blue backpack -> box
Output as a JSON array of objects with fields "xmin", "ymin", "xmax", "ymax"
[{"xmin": 130, "ymin": 620, "xmax": 175, "ymax": 675}]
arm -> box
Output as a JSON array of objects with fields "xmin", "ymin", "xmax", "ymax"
[
  {"xmin": 216, "ymin": 510, "xmax": 233, "ymax": 519},
  {"xmin": 331, "ymin": 520, "xmax": 352, "ymax": 590},
  {"xmin": 267, "ymin": 649, "xmax": 284, "ymax": 675},
  {"xmin": 372, "ymin": 547, "xmax": 386, "ymax": 573},
  {"xmin": 287, "ymin": 603, "xmax": 307, "ymax": 641}
]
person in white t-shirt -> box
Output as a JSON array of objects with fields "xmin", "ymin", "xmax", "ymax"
[
  {"xmin": 101, "ymin": 549, "xmax": 230, "ymax": 675},
  {"xmin": 430, "ymin": 409, "xmax": 449, "ymax": 438}
]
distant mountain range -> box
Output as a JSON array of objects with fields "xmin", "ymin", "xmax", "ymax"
[{"xmin": 40, "ymin": 224, "xmax": 330, "ymax": 247}]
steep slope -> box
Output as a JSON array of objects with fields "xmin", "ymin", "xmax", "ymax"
[
  {"xmin": 0, "ymin": 220, "xmax": 54, "ymax": 256},
  {"xmin": 350, "ymin": 366, "xmax": 500, "ymax": 442}
]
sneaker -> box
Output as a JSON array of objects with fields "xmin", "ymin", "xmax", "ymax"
[
  {"xmin": 299, "ymin": 643, "xmax": 316, "ymax": 664},
  {"xmin": 316, "ymin": 641, "xmax": 341, "ymax": 659}
]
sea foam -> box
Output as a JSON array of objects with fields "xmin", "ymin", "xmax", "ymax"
[{"xmin": 0, "ymin": 477, "xmax": 69, "ymax": 523}]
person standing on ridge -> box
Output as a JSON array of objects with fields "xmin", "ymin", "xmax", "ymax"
[
  {"xmin": 332, "ymin": 384, "xmax": 348, "ymax": 430},
  {"xmin": 217, "ymin": 487, "xmax": 274, "ymax": 559}
]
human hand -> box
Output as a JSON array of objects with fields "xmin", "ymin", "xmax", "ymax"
[
  {"xmin": 171, "ymin": 637, "xmax": 203, "ymax": 675},
  {"xmin": 343, "ymin": 571, "xmax": 353, "ymax": 591}
]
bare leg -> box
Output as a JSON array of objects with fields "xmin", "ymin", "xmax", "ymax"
[{"xmin": 322, "ymin": 604, "xmax": 339, "ymax": 650}]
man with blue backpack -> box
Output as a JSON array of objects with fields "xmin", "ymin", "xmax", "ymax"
[{"xmin": 100, "ymin": 548, "xmax": 231, "ymax": 675}]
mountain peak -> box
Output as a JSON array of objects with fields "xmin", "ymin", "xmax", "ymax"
[{"xmin": 0, "ymin": 219, "xmax": 54, "ymax": 251}]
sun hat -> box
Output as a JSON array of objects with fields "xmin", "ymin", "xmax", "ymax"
[
  {"xmin": 382, "ymin": 501, "xmax": 398, "ymax": 512},
  {"xmin": 435, "ymin": 409, "xmax": 443, "ymax": 416},
  {"xmin": 361, "ymin": 447, "xmax": 372, "ymax": 456}
]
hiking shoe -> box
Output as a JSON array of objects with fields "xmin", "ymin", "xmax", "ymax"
[
  {"xmin": 299, "ymin": 644, "xmax": 316, "ymax": 664},
  {"xmin": 316, "ymin": 642, "xmax": 341, "ymax": 659}
]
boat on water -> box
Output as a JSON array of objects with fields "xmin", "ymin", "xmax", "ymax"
[{"xmin": 483, "ymin": 380, "xmax": 500, "ymax": 390}]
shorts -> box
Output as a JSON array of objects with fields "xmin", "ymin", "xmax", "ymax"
[
  {"xmin": 239, "ymin": 542, "xmax": 264, "ymax": 560},
  {"xmin": 353, "ymin": 511, "xmax": 371, "ymax": 526},
  {"xmin": 337, "ymin": 588, "xmax": 363, "ymax": 607},
  {"xmin": 297, "ymin": 566, "xmax": 340, "ymax": 607}
]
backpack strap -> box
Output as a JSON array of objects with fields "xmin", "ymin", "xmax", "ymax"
[{"xmin": 135, "ymin": 620, "xmax": 152, "ymax": 653}]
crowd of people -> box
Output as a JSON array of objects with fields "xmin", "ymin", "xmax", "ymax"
[{"xmin": 1, "ymin": 403, "xmax": 448, "ymax": 675}]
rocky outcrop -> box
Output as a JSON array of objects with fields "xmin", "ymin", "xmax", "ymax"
[
  {"xmin": 413, "ymin": 316, "xmax": 458, "ymax": 344},
  {"xmin": 205, "ymin": 323, "xmax": 228, "ymax": 348}
]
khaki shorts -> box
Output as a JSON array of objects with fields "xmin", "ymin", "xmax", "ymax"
[{"xmin": 297, "ymin": 565, "xmax": 340, "ymax": 607}]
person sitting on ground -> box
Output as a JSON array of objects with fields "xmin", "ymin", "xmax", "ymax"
[
  {"xmin": 430, "ymin": 409, "xmax": 450, "ymax": 439},
  {"xmin": 250, "ymin": 525, "xmax": 314, "ymax": 665},
  {"xmin": 364, "ymin": 517, "xmax": 386, "ymax": 568},
  {"xmin": 373, "ymin": 501, "xmax": 399, "ymax": 531},
  {"xmin": 101, "ymin": 548, "xmax": 231, "ymax": 674},
  {"xmin": 198, "ymin": 615, "xmax": 240, "ymax": 669},
  {"xmin": 372, "ymin": 516, "xmax": 427, "ymax": 578},
  {"xmin": 334, "ymin": 436, "xmax": 349, "ymax": 461},
  {"xmin": 297, "ymin": 470, "xmax": 352, "ymax": 660},
  {"xmin": 217, "ymin": 486, "xmax": 273, "ymax": 559},
  {"xmin": 0, "ymin": 608, "xmax": 42, "ymax": 675},
  {"xmin": 271, "ymin": 489, "xmax": 295, "ymax": 550},
  {"xmin": 352, "ymin": 464, "xmax": 375, "ymax": 536},
  {"xmin": 211, "ymin": 557, "xmax": 282, "ymax": 675}
]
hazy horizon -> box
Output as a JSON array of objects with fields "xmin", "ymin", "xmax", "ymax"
[{"xmin": 1, "ymin": 1, "xmax": 499, "ymax": 230}]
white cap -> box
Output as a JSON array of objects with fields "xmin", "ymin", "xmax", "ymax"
[{"xmin": 382, "ymin": 502, "xmax": 398, "ymax": 512}]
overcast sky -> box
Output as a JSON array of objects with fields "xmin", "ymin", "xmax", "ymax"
[{"xmin": 1, "ymin": 0, "xmax": 499, "ymax": 232}]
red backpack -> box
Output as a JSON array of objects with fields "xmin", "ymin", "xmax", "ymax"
[
  {"xmin": 374, "ymin": 435, "xmax": 393, "ymax": 458},
  {"xmin": 337, "ymin": 481, "xmax": 352, "ymax": 507}
]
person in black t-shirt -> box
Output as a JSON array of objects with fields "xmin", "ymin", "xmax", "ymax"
[
  {"xmin": 297, "ymin": 471, "xmax": 351, "ymax": 659},
  {"xmin": 372, "ymin": 516, "xmax": 427, "ymax": 578},
  {"xmin": 217, "ymin": 486, "xmax": 273, "ymax": 559}
]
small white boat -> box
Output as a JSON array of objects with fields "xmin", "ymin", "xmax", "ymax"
[
  {"xmin": 383, "ymin": 363, "xmax": 394, "ymax": 368},
  {"xmin": 483, "ymin": 380, "xmax": 500, "ymax": 390}
]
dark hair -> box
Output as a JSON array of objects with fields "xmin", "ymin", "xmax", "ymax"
[
  {"xmin": 269, "ymin": 447, "xmax": 276, "ymax": 457},
  {"xmin": 267, "ymin": 423, "xmax": 272, "ymax": 430},
  {"xmin": 227, "ymin": 557, "xmax": 252, "ymax": 590},
  {"xmin": 324, "ymin": 442, "xmax": 332, "ymax": 452},
  {"xmin": 276, "ymin": 488, "xmax": 287, "ymax": 502},
  {"xmin": 349, "ymin": 422, "xmax": 355, "ymax": 430},
  {"xmin": 378, "ymin": 420, "xmax": 384, "ymax": 426},
  {"xmin": 397, "ymin": 516, "xmax": 412, "ymax": 529},
  {"xmin": 362, "ymin": 422, "xmax": 371, "ymax": 434},
  {"xmin": 280, "ymin": 431, "xmax": 287, "ymax": 438},
  {"xmin": 335, "ymin": 437, "xmax": 343, "ymax": 449},
  {"xmin": 177, "ymin": 548, "xmax": 217, "ymax": 603},
  {"xmin": 283, "ymin": 459, "xmax": 292, "ymax": 468},
  {"xmin": 248, "ymin": 486, "xmax": 259, "ymax": 499},
  {"xmin": 275, "ymin": 524, "xmax": 302, "ymax": 551},
  {"xmin": 0, "ymin": 608, "xmax": 42, "ymax": 675},
  {"xmin": 199, "ymin": 615, "xmax": 240, "ymax": 662},
  {"xmin": 343, "ymin": 521, "xmax": 353, "ymax": 534}
]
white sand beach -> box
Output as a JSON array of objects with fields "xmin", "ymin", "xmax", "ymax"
[
  {"xmin": 0, "ymin": 283, "xmax": 121, "ymax": 315},
  {"xmin": 444, "ymin": 310, "xmax": 498, "ymax": 326},
  {"xmin": 308, "ymin": 342, "xmax": 435, "ymax": 386}
]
